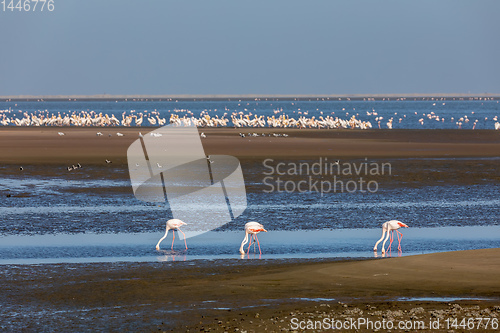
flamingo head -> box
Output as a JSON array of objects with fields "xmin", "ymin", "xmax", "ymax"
[{"xmin": 397, "ymin": 222, "xmax": 409, "ymax": 228}]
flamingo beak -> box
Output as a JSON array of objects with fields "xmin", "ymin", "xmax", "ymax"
[{"xmin": 262, "ymin": 228, "xmax": 267, "ymax": 232}]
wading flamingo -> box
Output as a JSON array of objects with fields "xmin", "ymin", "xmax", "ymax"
[
  {"xmin": 239, "ymin": 222, "xmax": 267, "ymax": 255},
  {"xmin": 156, "ymin": 219, "xmax": 188, "ymax": 251},
  {"xmin": 373, "ymin": 220, "xmax": 408, "ymax": 254}
]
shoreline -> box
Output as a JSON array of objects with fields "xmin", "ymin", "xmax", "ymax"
[
  {"xmin": 1, "ymin": 128, "xmax": 500, "ymax": 165},
  {"xmin": 1, "ymin": 93, "xmax": 499, "ymax": 101},
  {"xmin": 1, "ymin": 248, "xmax": 499, "ymax": 331}
]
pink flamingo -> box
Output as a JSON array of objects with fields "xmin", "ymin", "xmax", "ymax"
[
  {"xmin": 373, "ymin": 220, "xmax": 409, "ymax": 254},
  {"xmin": 156, "ymin": 219, "xmax": 188, "ymax": 251},
  {"xmin": 239, "ymin": 222, "xmax": 267, "ymax": 255}
]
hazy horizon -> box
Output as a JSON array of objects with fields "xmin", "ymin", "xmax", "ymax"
[{"xmin": 1, "ymin": 92, "xmax": 500, "ymax": 101}]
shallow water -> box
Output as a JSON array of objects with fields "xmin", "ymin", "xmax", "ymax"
[
  {"xmin": 0, "ymin": 226, "xmax": 499, "ymax": 264},
  {"xmin": 2, "ymin": 161, "xmax": 500, "ymax": 225},
  {"xmin": 1, "ymin": 156, "xmax": 499, "ymax": 264}
]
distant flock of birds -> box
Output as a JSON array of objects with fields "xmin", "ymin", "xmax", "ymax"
[
  {"xmin": 0, "ymin": 109, "xmax": 373, "ymax": 129},
  {"xmin": 18, "ymin": 160, "xmax": 113, "ymax": 172},
  {"xmin": 1, "ymin": 107, "xmax": 499, "ymax": 129}
]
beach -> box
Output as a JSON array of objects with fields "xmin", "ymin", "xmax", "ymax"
[
  {"xmin": 1, "ymin": 127, "xmax": 500, "ymax": 165},
  {"xmin": 1, "ymin": 249, "xmax": 499, "ymax": 331},
  {"xmin": 1, "ymin": 127, "xmax": 499, "ymax": 331}
]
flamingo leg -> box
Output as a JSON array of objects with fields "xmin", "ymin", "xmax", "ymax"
[
  {"xmin": 171, "ymin": 229, "xmax": 176, "ymax": 250},
  {"xmin": 255, "ymin": 234, "xmax": 262, "ymax": 255},
  {"xmin": 247, "ymin": 234, "xmax": 254, "ymax": 254},
  {"xmin": 396, "ymin": 230, "xmax": 403, "ymax": 251},
  {"xmin": 177, "ymin": 228, "xmax": 188, "ymax": 250},
  {"xmin": 388, "ymin": 230, "xmax": 394, "ymax": 253}
]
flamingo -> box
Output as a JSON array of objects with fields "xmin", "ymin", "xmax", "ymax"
[
  {"xmin": 373, "ymin": 220, "xmax": 409, "ymax": 254},
  {"xmin": 239, "ymin": 222, "xmax": 267, "ymax": 255},
  {"xmin": 156, "ymin": 219, "xmax": 188, "ymax": 251}
]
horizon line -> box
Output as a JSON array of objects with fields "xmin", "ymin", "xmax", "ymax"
[{"xmin": 1, "ymin": 93, "xmax": 499, "ymax": 101}]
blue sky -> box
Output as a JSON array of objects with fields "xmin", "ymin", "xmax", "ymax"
[{"xmin": 1, "ymin": 0, "xmax": 499, "ymax": 95}]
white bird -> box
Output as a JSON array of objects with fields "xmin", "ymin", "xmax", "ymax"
[
  {"xmin": 200, "ymin": 132, "xmax": 206, "ymax": 138},
  {"xmin": 58, "ymin": 132, "xmax": 65, "ymax": 136},
  {"xmin": 239, "ymin": 222, "xmax": 267, "ymax": 255},
  {"xmin": 373, "ymin": 220, "xmax": 409, "ymax": 254},
  {"xmin": 156, "ymin": 219, "xmax": 188, "ymax": 250},
  {"xmin": 116, "ymin": 132, "xmax": 124, "ymax": 137}
]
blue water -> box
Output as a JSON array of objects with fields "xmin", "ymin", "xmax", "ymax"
[
  {"xmin": 0, "ymin": 158, "xmax": 499, "ymax": 264},
  {"xmin": 1, "ymin": 96, "xmax": 499, "ymax": 264},
  {"xmin": 1, "ymin": 167, "xmax": 499, "ymax": 234},
  {"xmin": 0, "ymin": 226, "xmax": 499, "ymax": 264},
  {"xmin": 1, "ymin": 99, "xmax": 499, "ymax": 129}
]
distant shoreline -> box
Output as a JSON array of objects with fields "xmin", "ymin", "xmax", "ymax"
[
  {"xmin": 1, "ymin": 127, "xmax": 499, "ymax": 165},
  {"xmin": 1, "ymin": 93, "xmax": 499, "ymax": 102}
]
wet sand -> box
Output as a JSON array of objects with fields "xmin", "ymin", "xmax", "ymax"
[
  {"xmin": 1, "ymin": 127, "xmax": 500, "ymax": 164},
  {"xmin": 1, "ymin": 128, "xmax": 500, "ymax": 331},
  {"xmin": 1, "ymin": 249, "xmax": 499, "ymax": 331}
]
